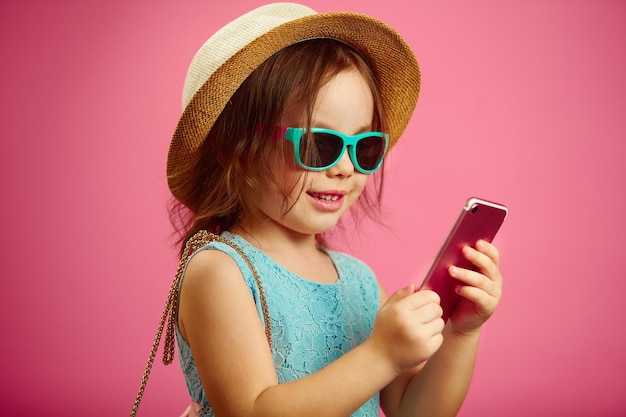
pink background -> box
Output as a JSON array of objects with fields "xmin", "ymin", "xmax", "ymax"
[{"xmin": 1, "ymin": 0, "xmax": 624, "ymax": 416}]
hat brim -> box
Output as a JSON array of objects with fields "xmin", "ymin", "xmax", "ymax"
[{"xmin": 167, "ymin": 12, "xmax": 420, "ymax": 196}]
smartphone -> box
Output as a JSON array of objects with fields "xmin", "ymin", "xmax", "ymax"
[{"xmin": 418, "ymin": 197, "xmax": 508, "ymax": 322}]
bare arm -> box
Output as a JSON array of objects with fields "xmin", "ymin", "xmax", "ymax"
[
  {"xmin": 384, "ymin": 324, "xmax": 480, "ymax": 417},
  {"xmin": 381, "ymin": 240, "xmax": 503, "ymax": 417},
  {"xmin": 179, "ymin": 250, "xmax": 443, "ymax": 417}
]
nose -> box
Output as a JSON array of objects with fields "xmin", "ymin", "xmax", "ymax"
[{"xmin": 327, "ymin": 149, "xmax": 355, "ymax": 177}]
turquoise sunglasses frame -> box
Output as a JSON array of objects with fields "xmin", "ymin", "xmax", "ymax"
[{"xmin": 282, "ymin": 127, "xmax": 389, "ymax": 174}]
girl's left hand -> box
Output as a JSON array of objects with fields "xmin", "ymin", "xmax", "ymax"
[{"xmin": 447, "ymin": 240, "xmax": 503, "ymax": 335}]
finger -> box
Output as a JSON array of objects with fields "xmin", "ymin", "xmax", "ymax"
[
  {"xmin": 421, "ymin": 314, "xmax": 446, "ymax": 336},
  {"xmin": 385, "ymin": 289, "xmax": 443, "ymax": 326},
  {"xmin": 449, "ymin": 266, "xmax": 501, "ymax": 297},
  {"xmin": 456, "ymin": 284, "xmax": 500, "ymax": 315},
  {"xmin": 385, "ymin": 284, "xmax": 418, "ymax": 305},
  {"xmin": 476, "ymin": 240, "xmax": 501, "ymax": 268},
  {"xmin": 396, "ymin": 289, "xmax": 441, "ymax": 311},
  {"xmin": 462, "ymin": 245, "xmax": 502, "ymax": 285},
  {"xmin": 383, "ymin": 284, "xmax": 422, "ymax": 311},
  {"xmin": 420, "ymin": 301, "xmax": 444, "ymax": 324}
]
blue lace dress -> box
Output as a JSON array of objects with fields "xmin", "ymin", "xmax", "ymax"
[{"xmin": 176, "ymin": 231, "xmax": 381, "ymax": 416}]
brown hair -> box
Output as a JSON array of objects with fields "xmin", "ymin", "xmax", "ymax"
[{"xmin": 169, "ymin": 38, "xmax": 388, "ymax": 252}]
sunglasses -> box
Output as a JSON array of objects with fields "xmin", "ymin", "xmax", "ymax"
[{"xmin": 282, "ymin": 127, "xmax": 389, "ymax": 174}]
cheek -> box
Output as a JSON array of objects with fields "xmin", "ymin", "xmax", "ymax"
[
  {"xmin": 343, "ymin": 174, "xmax": 369, "ymax": 209},
  {"xmin": 354, "ymin": 174, "xmax": 369, "ymax": 194},
  {"xmin": 279, "ymin": 168, "xmax": 308, "ymax": 204},
  {"xmin": 270, "ymin": 142, "xmax": 304, "ymax": 186},
  {"xmin": 279, "ymin": 137, "xmax": 298, "ymax": 167}
]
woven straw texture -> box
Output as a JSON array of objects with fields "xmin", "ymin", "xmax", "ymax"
[{"xmin": 167, "ymin": 5, "xmax": 420, "ymax": 199}]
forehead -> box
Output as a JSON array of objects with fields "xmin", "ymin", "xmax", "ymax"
[
  {"xmin": 282, "ymin": 68, "xmax": 375, "ymax": 131},
  {"xmin": 312, "ymin": 69, "xmax": 374, "ymax": 132}
]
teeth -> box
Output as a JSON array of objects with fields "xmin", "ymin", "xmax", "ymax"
[{"xmin": 316, "ymin": 194, "xmax": 339, "ymax": 201}]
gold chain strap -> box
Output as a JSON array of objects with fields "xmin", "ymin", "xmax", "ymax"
[{"xmin": 130, "ymin": 230, "xmax": 272, "ymax": 417}]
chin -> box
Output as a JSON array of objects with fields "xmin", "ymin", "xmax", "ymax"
[{"xmin": 290, "ymin": 219, "xmax": 340, "ymax": 236}]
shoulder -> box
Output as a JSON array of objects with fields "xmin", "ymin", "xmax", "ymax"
[
  {"xmin": 180, "ymin": 245, "xmax": 259, "ymax": 308},
  {"xmin": 178, "ymin": 247, "xmax": 255, "ymax": 339},
  {"xmin": 182, "ymin": 238, "xmax": 258, "ymax": 292},
  {"xmin": 185, "ymin": 247, "xmax": 241, "ymax": 282}
]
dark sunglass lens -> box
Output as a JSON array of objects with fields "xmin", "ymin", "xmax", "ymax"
[
  {"xmin": 356, "ymin": 136, "xmax": 385, "ymax": 170},
  {"xmin": 300, "ymin": 132, "xmax": 343, "ymax": 167}
]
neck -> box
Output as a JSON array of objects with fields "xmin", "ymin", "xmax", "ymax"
[
  {"xmin": 230, "ymin": 221, "xmax": 318, "ymax": 255},
  {"xmin": 230, "ymin": 222, "xmax": 338, "ymax": 285}
]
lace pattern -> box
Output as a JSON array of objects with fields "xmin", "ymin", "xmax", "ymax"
[{"xmin": 176, "ymin": 232, "xmax": 380, "ymax": 416}]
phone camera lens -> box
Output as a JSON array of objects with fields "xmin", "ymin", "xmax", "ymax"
[{"xmin": 471, "ymin": 204, "xmax": 478, "ymax": 213}]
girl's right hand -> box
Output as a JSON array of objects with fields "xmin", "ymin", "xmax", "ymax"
[{"xmin": 369, "ymin": 285, "xmax": 444, "ymax": 373}]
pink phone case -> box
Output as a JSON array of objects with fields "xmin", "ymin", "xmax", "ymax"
[{"xmin": 418, "ymin": 197, "xmax": 508, "ymax": 321}]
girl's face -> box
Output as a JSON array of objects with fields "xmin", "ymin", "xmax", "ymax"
[{"xmin": 242, "ymin": 68, "xmax": 375, "ymax": 239}]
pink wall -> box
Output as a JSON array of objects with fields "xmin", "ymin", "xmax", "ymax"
[{"xmin": 1, "ymin": 1, "xmax": 624, "ymax": 416}]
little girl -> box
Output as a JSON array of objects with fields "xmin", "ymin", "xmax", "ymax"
[{"xmin": 140, "ymin": 3, "xmax": 504, "ymax": 417}]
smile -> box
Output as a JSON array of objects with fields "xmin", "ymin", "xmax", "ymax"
[
  {"xmin": 309, "ymin": 192, "xmax": 342, "ymax": 202},
  {"xmin": 319, "ymin": 194, "xmax": 339, "ymax": 201}
]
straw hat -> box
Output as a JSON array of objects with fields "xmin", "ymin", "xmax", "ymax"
[{"xmin": 167, "ymin": 2, "xmax": 420, "ymax": 198}]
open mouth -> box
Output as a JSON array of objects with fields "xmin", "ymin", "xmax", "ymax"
[{"xmin": 308, "ymin": 192, "xmax": 341, "ymax": 202}]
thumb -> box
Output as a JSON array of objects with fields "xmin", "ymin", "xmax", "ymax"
[{"xmin": 385, "ymin": 283, "xmax": 417, "ymax": 305}]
